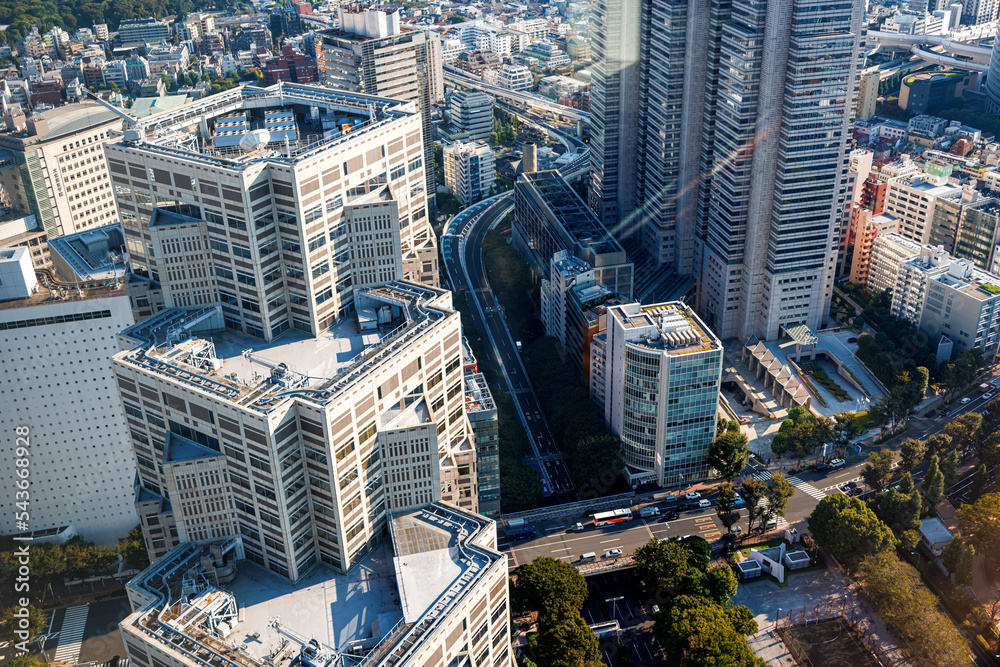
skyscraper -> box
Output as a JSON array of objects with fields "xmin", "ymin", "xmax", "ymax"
[{"xmin": 589, "ymin": 0, "xmax": 864, "ymax": 341}]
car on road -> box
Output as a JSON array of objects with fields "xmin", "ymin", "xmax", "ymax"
[
  {"xmin": 603, "ymin": 549, "xmax": 623, "ymax": 558},
  {"xmin": 730, "ymin": 525, "xmax": 743, "ymax": 536},
  {"xmin": 829, "ymin": 458, "xmax": 846, "ymax": 469},
  {"xmin": 848, "ymin": 487, "xmax": 864, "ymax": 497},
  {"xmin": 569, "ymin": 522, "xmax": 585, "ymax": 532},
  {"xmin": 662, "ymin": 495, "xmax": 677, "ymax": 504},
  {"xmin": 733, "ymin": 497, "xmax": 746, "ymax": 508},
  {"xmin": 651, "ymin": 605, "xmax": 660, "ymax": 615},
  {"xmin": 940, "ymin": 408, "xmax": 951, "ymax": 416},
  {"xmin": 685, "ymin": 492, "xmax": 702, "ymax": 500},
  {"xmin": 662, "ymin": 511, "xmax": 680, "ymax": 520},
  {"xmin": 986, "ymin": 392, "xmax": 997, "ymax": 401},
  {"xmin": 962, "ymin": 397, "xmax": 972, "ymax": 405},
  {"xmin": 815, "ymin": 463, "xmax": 830, "ymax": 472},
  {"xmin": 698, "ymin": 499, "xmax": 712, "ymax": 508}
]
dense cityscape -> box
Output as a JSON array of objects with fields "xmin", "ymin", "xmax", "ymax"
[{"xmin": 2, "ymin": 0, "xmax": 1000, "ymax": 664}]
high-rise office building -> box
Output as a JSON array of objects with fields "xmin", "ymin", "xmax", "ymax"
[
  {"xmin": 106, "ymin": 83, "xmax": 483, "ymax": 580},
  {"xmin": 448, "ymin": 90, "xmax": 494, "ymax": 143},
  {"xmin": 316, "ymin": 6, "xmax": 443, "ymax": 201},
  {"xmin": 106, "ymin": 82, "xmax": 439, "ymax": 335},
  {"xmin": 589, "ymin": 301, "xmax": 723, "ymax": 487},
  {"xmin": 0, "ymin": 103, "xmax": 122, "ymax": 238},
  {"xmin": 0, "ymin": 233, "xmax": 136, "ymax": 545},
  {"xmin": 987, "ymin": 23, "xmax": 1000, "ymax": 113},
  {"xmin": 589, "ymin": 0, "xmax": 864, "ymax": 341}
]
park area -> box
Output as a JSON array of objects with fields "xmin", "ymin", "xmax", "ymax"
[{"xmin": 778, "ymin": 619, "xmax": 880, "ymax": 667}]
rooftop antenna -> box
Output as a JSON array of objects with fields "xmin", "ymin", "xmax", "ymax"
[{"xmin": 285, "ymin": 133, "xmax": 291, "ymax": 158}]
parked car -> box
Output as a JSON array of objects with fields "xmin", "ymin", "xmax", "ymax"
[
  {"xmin": 640, "ymin": 506, "xmax": 660, "ymax": 518},
  {"xmin": 815, "ymin": 463, "xmax": 830, "ymax": 473},
  {"xmin": 730, "ymin": 525, "xmax": 743, "ymax": 536},
  {"xmin": 685, "ymin": 492, "xmax": 702, "ymax": 500},
  {"xmin": 651, "ymin": 605, "xmax": 660, "ymax": 614},
  {"xmin": 848, "ymin": 487, "xmax": 864, "ymax": 497},
  {"xmin": 829, "ymin": 458, "xmax": 845, "ymax": 469},
  {"xmin": 603, "ymin": 548, "xmax": 623, "ymax": 558},
  {"xmin": 676, "ymin": 502, "xmax": 692, "ymax": 511}
]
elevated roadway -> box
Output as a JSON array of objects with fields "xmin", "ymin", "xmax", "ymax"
[
  {"xmin": 444, "ymin": 64, "xmax": 590, "ymax": 124},
  {"xmin": 868, "ymin": 29, "xmax": 992, "ymax": 71}
]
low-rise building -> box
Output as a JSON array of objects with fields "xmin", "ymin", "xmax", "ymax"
[
  {"xmin": 850, "ymin": 211, "xmax": 900, "ymax": 285},
  {"xmin": 0, "ymin": 211, "xmax": 48, "ymax": 271}
]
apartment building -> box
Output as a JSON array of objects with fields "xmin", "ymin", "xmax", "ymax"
[
  {"xmin": 867, "ymin": 232, "xmax": 924, "ymax": 294},
  {"xmin": 857, "ymin": 70, "xmax": 880, "ymax": 121},
  {"xmin": 105, "ymin": 82, "xmax": 438, "ymax": 337},
  {"xmin": 447, "ymin": 90, "xmax": 493, "ymax": 143},
  {"xmin": 118, "ymin": 504, "xmax": 511, "ymax": 667},
  {"xmin": 443, "ymin": 141, "xmax": 495, "ymax": 205},
  {"xmin": 316, "ymin": 7, "xmax": 443, "ymax": 200},
  {"xmin": 891, "ymin": 247, "xmax": 1000, "ymax": 360},
  {"xmin": 850, "ymin": 212, "xmax": 900, "ymax": 286},
  {"xmin": 885, "ymin": 166, "xmax": 962, "ymax": 244},
  {"xmin": 0, "ymin": 243, "xmax": 136, "ymax": 545},
  {"xmin": 514, "ymin": 170, "xmax": 633, "ymax": 299},
  {"xmin": 0, "ymin": 103, "xmax": 122, "ymax": 238},
  {"xmin": 954, "ymin": 197, "xmax": 1000, "ymax": 271},
  {"xmin": 590, "ymin": 301, "xmax": 723, "ymax": 487},
  {"xmin": 495, "ymin": 64, "xmax": 533, "ymax": 91},
  {"xmin": 118, "ymin": 18, "xmax": 172, "ymax": 44}
]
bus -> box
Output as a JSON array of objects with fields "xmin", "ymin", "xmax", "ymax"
[{"xmin": 593, "ymin": 509, "xmax": 633, "ymax": 527}]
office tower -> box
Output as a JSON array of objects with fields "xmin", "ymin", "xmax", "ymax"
[
  {"xmin": 316, "ymin": 6, "xmax": 443, "ymax": 201},
  {"xmin": 106, "ymin": 84, "xmax": 483, "ymax": 579},
  {"xmin": 698, "ymin": 0, "xmax": 864, "ymax": 340},
  {"xmin": 0, "ymin": 238, "xmax": 136, "ymax": 545},
  {"xmin": 0, "ymin": 103, "xmax": 122, "ymax": 238},
  {"xmin": 589, "ymin": 301, "xmax": 723, "ymax": 487},
  {"xmin": 106, "ymin": 82, "xmax": 438, "ymax": 336},
  {"xmin": 117, "ymin": 18, "xmax": 172, "ymax": 44},
  {"xmin": 443, "ymin": 141, "xmax": 496, "ymax": 205},
  {"xmin": 514, "ymin": 170, "xmax": 634, "ymax": 299},
  {"xmin": 448, "ymin": 90, "xmax": 494, "ymax": 143},
  {"xmin": 987, "ymin": 24, "xmax": 1000, "ymax": 113}
]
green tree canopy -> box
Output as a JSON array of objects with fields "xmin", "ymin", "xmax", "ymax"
[
  {"xmin": 924, "ymin": 455, "xmax": 945, "ymax": 507},
  {"xmin": 715, "ymin": 483, "xmax": 741, "ymax": 533},
  {"xmin": 899, "ymin": 438, "xmax": 926, "ymax": 472},
  {"xmin": 0, "ymin": 605, "xmax": 45, "ymax": 645},
  {"xmin": 534, "ymin": 614, "xmax": 602, "ymax": 667},
  {"xmin": 704, "ymin": 563, "xmax": 738, "ymax": 604},
  {"xmin": 759, "ymin": 473, "xmax": 795, "ymax": 531},
  {"xmin": 808, "ymin": 494, "xmax": 898, "ymax": 565},
  {"xmin": 957, "ymin": 492, "xmax": 1000, "ymax": 564},
  {"xmin": 942, "ymin": 534, "xmax": 964, "ymax": 576},
  {"xmin": 518, "ymin": 557, "xmax": 588, "ymax": 612},
  {"xmin": 708, "ymin": 425, "xmax": 750, "ymax": 481},
  {"xmin": 860, "ymin": 449, "xmax": 895, "ymax": 492},
  {"xmin": 653, "ymin": 595, "xmax": 764, "ymax": 667}
]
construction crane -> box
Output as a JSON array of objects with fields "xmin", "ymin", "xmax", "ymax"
[{"xmin": 84, "ymin": 90, "xmax": 144, "ymax": 142}]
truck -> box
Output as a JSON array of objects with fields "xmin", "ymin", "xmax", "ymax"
[
  {"xmin": 639, "ymin": 506, "xmax": 660, "ymax": 518},
  {"xmin": 980, "ymin": 383, "xmax": 991, "ymax": 393},
  {"xmin": 506, "ymin": 518, "xmax": 536, "ymax": 541},
  {"xmin": 516, "ymin": 341, "xmax": 523, "ymax": 352}
]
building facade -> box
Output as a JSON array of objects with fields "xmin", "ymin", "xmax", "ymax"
[
  {"xmin": 447, "ymin": 90, "xmax": 493, "ymax": 143},
  {"xmin": 590, "ymin": 301, "xmax": 722, "ymax": 487},
  {"xmin": 443, "ymin": 140, "xmax": 496, "ymax": 205}
]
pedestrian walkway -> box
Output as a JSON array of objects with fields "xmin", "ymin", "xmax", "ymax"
[
  {"xmin": 51, "ymin": 604, "xmax": 88, "ymax": 665},
  {"xmin": 754, "ymin": 498, "xmax": 788, "ymax": 526},
  {"xmin": 751, "ymin": 470, "xmax": 773, "ymax": 482},
  {"xmin": 786, "ymin": 476, "xmax": 828, "ymax": 501}
]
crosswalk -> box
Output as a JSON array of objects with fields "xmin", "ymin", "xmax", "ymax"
[
  {"xmin": 750, "ymin": 470, "xmax": 773, "ymax": 482},
  {"xmin": 101, "ymin": 659, "xmax": 129, "ymax": 667},
  {"xmin": 786, "ymin": 476, "xmax": 828, "ymax": 501},
  {"xmin": 753, "ymin": 498, "xmax": 788, "ymax": 526},
  {"xmin": 52, "ymin": 604, "xmax": 89, "ymax": 665}
]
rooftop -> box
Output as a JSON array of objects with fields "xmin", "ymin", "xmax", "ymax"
[
  {"xmin": 520, "ymin": 170, "xmax": 626, "ymax": 262},
  {"xmin": 0, "ymin": 102, "xmax": 120, "ymax": 145},
  {"xmin": 123, "ymin": 503, "xmax": 502, "ymax": 667},
  {"xmin": 121, "ymin": 82, "xmax": 418, "ymax": 168},
  {"xmin": 610, "ymin": 301, "xmax": 720, "ymax": 355},
  {"xmin": 463, "ymin": 373, "xmax": 495, "ymax": 414},
  {"xmin": 919, "ymin": 517, "xmax": 953, "ymax": 544},
  {"xmin": 48, "ymin": 223, "xmax": 127, "ymax": 281},
  {"xmin": 115, "ymin": 282, "xmax": 453, "ymax": 413}
]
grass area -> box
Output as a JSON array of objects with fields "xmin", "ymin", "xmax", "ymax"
[
  {"xmin": 797, "ymin": 374, "xmax": 827, "ymax": 407},
  {"xmin": 733, "ymin": 538, "xmax": 786, "ymax": 561}
]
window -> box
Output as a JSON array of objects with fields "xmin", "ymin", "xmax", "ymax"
[
  {"xmin": 210, "ymin": 238, "xmax": 229, "ymax": 253},
  {"xmin": 308, "ymin": 232, "xmax": 327, "ymax": 251},
  {"xmin": 316, "ymin": 287, "xmax": 333, "ymax": 305},
  {"xmin": 215, "ymin": 265, "xmax": 234, "ymax": 280},
  {"xmin": 237, "ymin": 270, "xmax": 256, "ymax": 286},
  {"xmin": 390, "ymin": 164, "xmax": 406, "ymax": 180},
  {"xmin": 408, "ymin": 157, "xmax": 423, "ymax": 172},
  {"xmin": 312, "ymin": 260, "xmax": 329, "ymax": 278},
  {"xmin": 232, "ymin": 243, "xmax": 253, "ymax": 259}
]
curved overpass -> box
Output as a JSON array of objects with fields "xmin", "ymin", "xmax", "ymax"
[{"xmin": 868, "ymin": 29, "xmax": 992, "ymax": 69}]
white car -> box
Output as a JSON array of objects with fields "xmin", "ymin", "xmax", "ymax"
[
  {"xmin": 829, "ymin": 458, "xmax": 846, "ymax": 469},
  {"xmin": 961, "ymin": 397, "xmax": 972, "ymax": 405},
  {"xmin": 986, "ymin": 392, "xmax": 997, "ymax": 401},
  {"xmin": 603, "ymin": 549, "xmax": 623, "ymax": 558},
  {"xmin": 698, "ymin": 499, "xmax": 712, "ymax": 508},
  {"xmin": 685, "ymin": 492, "xmax": 702, "ymax": 500}
]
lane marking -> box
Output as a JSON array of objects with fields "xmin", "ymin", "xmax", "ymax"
[
  {"xmin": 695, "ymin": 517, "xmax": 713, "ymax": 524},
  {"xmin": 703, "ymin": 531, "xmax": 722, "ymax": 539},
  {"xmin": 600, "ymin": 538, "xmax": 622, "ymax": 543}
]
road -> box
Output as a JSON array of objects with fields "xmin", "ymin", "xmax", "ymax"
[
  {"xmin": 499, "ymin": 379, "xmax": 1000, "ymax": 564},
  {"xmin": 442, "ymin": 196, "xmax": 576, "ymax": 495}
]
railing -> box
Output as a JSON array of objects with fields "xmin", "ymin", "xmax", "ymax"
[{"xmin": 499, "ymin": 492, "xmax": 635, "ymax": 526}]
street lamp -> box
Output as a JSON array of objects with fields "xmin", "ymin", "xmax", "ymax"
[{"xmin": 911, "ymin": 551, "xmax": 921, "ymax": 570}]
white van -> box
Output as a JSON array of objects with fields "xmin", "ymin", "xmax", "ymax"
[
  {"xmin": 580, "ymin": 552, "xmax": 597, "ymax": 562},
  {"xmin": 640, "ymin": 506, "xmax": 660, "ymax": 518}
]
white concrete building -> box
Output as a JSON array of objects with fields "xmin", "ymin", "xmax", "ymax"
[
  {"xmin": 867, "ymin": 232, "xmax": 924, "ymax": 294},
  {"xmin": 448, "ymin": 89, "xmax": 494, "ymax": 142},
  {"xmin": 885, "ymin": 167, "xmax": 962, "ymax": 244},
  {"xmin": 443, "ymin": 140, "xmax": 496, "ymax": 205},
  {"xmin": 0, "ymin": 102, "xmax": 122, "ymax": 238},
  {"xmin": 590, "ymin": 301, "xmax": 723, "ymax": 487},
  {"xmin": 0, "ymin": 243, "xmax": 137, "ymax": 545},
  {"xmin": 495, "ymin": 63, "xmax": 533, "ymax": 91}
]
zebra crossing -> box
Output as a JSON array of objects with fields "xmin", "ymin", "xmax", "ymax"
[
  {"xmin": 750, "ymin": 470, "xmax": 773, "ymax": 482},
  {"xmin": 786, "ymin": 476, "xmax": 829, "ymax": 501},
  {"xmin": 52, "ymin": 604, "xmax": 89, "ymax": 665},
  {"xmin": 753, "ymin": 498, "xmax": 788, "ymax": 526}
]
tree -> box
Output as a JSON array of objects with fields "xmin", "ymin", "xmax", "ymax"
[
  {"xmin": 970, "ymin": 463, "xmax": 989, "ymax": 502},
  {"xmin": 957, "ymin": 492, "xmax": 1000, "ymax": 565},
  {"xmin": 535, "ymin": 614, "xmax": 602, "ymax": 667},
  {"xmin": 707, "ymin": 426, "xmax": 750, "ymax": 481},
  {"xmin": 924, "ymin": 455, "xmax": 945, "ymax": 507},
  {"xmin": 875, "ymin": 483, "xmax": 921, "ymax": 535},
  {"xmin": 119, "ymin": 525, "xmax": 150, "ymax": 572},
  {"xmin": 976, "ymin": 432, "xmax": 1000, "ymax": 468},
  {"xmin": 633, "ymin": 538, "xmax": 690, "ymax": 596},
  {"xmin": 759, "ymin": 473, "xmax": 795, "ymax": 531},
  {"xmin": 7, "ymin": 656, "xmax": 45, "ymax": 667},
  {"xmin": 956, "ymin": 544, "xmax": 975, "ymax": 588},
  {"xmin": 567, "ymin": 433, "xmax": 625, "ymax": 492},
  {"xmin": 740, "ymin": 477, "xmax": 767, "ymax": 535},
  {"xmin": 808, "ymin": 494, "xmax": 898, "ymax": 565},
  {"xmin": 0, "ymin": 605, "xmax": 45, "ymax": 645},
  {"xmin": 858, "ymin": 552, "xmax": 970, "ymax": 666},
  {"xmin": 860, "ymin": 449, "xmax": 895, "ymax": 492},
  {"xmin": 899, "ymin": 438, "xmax": 926, "ymax": 472},
  {"xmin": 831, "ymin": 411, "xmax": 861, "ymax": 458},
  {"xmin": 899, "ymin": 529, "xmax": 921, "ymax": 552},
  {"xmin": 925, "ymin": 433, "xmax": 952, "ymax": 460},
  {"xmin": 518, "ymin": 557, "xmax": 588, "ymax": 613},
  {"xmin": 715, "ymin": 483, "xmax": 741, "ymax": 534},
  {"xmin": 941, "ymin": 450, "xmax": 960, "ymax": 490},
  {"xmin": 942, "ymin": 534, "xmax": 964, "ymax": 576},
  {"xmin": 653, "ymin": 596, "xmax": 764, "ymax": 667},
  {"xmin": 704, "ymin": 563, "xmax": 738, "ymax": 604},
  {"xmin": 944, "ymin": 412, "xmax": 982, "ymax": 457}
]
